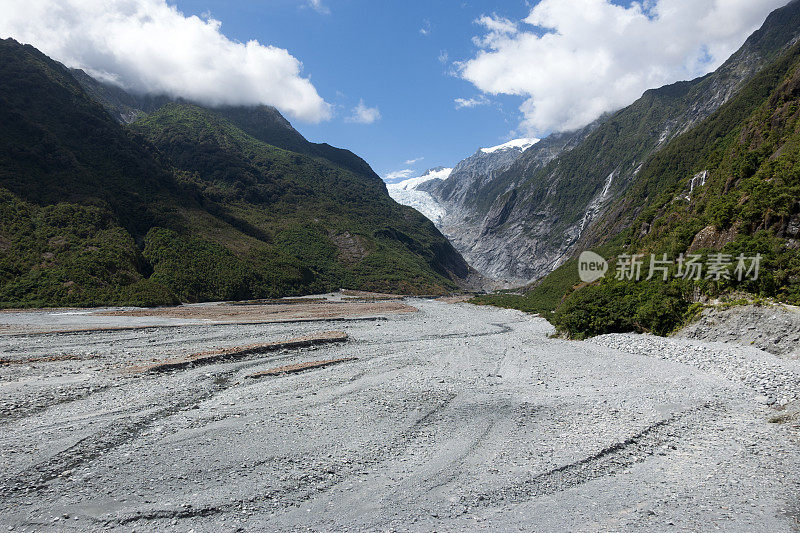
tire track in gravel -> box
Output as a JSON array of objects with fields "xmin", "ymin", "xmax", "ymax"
[
  {"xmin": 261, "ymin": 398, "xmax": 544, "ymax": 532},
  {"xmin": 352, "ymin": 322, "xmax": 517, "ymax": 348},
  {"xmin": 385, "ymin": 401, "xmax": 550, "ymax": 503},
  {"xmin": 0, "ymin": 383, "xmax": 118, "ymax": 426},
  {"xmin": 108, "ymin": 503, "xmax": 231, "ymax": 527},
  {"xmin": 289, "ymin": 391, "xmax": 459, "ymax": 497},
  {"xmin": 418, "ymin": 416, "xmax": 498, "ymax": 494},
  {"xmin": 0, "ymin": 348, "xmax": 309, "ymax": 499},
  {"xmin": 467, "ymin": 401, "xmax": 726, "ymax": 506},
  {"xmin": 0, "ymin": 374, "xmax": 235, "ymax": 499},
  {"xmin": 92, "ymin": 392, "xmax": 463, "ymax": 527}
]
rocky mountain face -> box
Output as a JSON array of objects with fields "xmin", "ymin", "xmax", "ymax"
[
  {"xmin": 590, "ymin": 35, "xmax": 800, "ymax": 261},
  {"xmin": 420, "ymin": 139, "xmax": 539, "ymax": 208},
  {"xmin": 0, "ymin": 38, "xmax": 471, "ymax": 307},
  {"xmin": 414, "ymin": 138, "xmax": 548, "ymax": 283},
  {"xmin": 436, "ymin": 0, "xmax": 800, "ymax": 285}
]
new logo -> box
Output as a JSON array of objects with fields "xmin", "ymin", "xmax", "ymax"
[{"xmin": 578, "ymin": 251, "xmax": 608, "ymax": 283}]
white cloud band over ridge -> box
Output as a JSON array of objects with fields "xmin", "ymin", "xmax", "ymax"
[
  {"xmin": 459, "ymin": 0, "xmax": 788, "ymax": 135},
  {"xmin": 0, "ymin": 0, "xmax": 332, "ymax": 122}
]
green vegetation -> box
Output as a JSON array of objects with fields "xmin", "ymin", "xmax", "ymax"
[
  {"xmin": 551, "ymin": 278, "xmax": 692, "ymax": 339},
  {"xmin": 131, "ymin": 103, "xmax": 468, "ymax": 298},
  {"xmin": 0, "ymin": 39, "xmax": 467, "ymax": 308},
  {"xmin": 0, "ymin": 190, "xmax": 178, "ymax": 307}
]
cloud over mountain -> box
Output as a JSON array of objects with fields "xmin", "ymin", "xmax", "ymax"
[
  {"xmin": 459, "ymin": 0, "xmax": 787, "ymax": 134},
  {"xmin": 0, "ymin": 0, "xmax": 332, "ymax": 122}
]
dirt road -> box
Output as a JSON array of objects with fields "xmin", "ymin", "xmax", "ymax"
[{"xmin": 1, "ymin": 297, "xmax": 799, "ymax": 531}]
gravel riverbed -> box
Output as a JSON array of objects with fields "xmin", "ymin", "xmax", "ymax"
[{"xmin": 1, "ymin": 297, "xmax": 799, "ymax": 532}]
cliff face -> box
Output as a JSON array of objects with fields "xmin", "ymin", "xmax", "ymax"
[
  {"xmin": 431, "ymin": 0, "xmax": 800, "ymax": 285},
  {"xmin": 418, "ymin": 137, "xmax": 565, "ymax": 283}
]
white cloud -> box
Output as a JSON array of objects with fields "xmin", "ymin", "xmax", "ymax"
[
  {"xmin": 473, "ymin": 14, "xmax": 517, "ymax": 42},
  {"xmin": 420, "ymin": 19, "xmax": 432, "ymax": 36},
  {"xmin": 383, "ymin": 169, "xmax": 416, "ymax": 182},
  {"xmin": 0, "ymin": 0, "xmax": 332, "ymax": 122},
  {"xmin": 404, "ymin": 157, "xmax": 424, "ymax": 165},
  {"xmin": 460, "ymin": 0, "xmax": 787, "ymax": 134},
  {"xmin": 346, "ymin": 99, "xmax": 381, "ymax": 124},
  {"xmin": 305, "ymin": 0, "xmax": 330, "ymax": 15},
  {"xmin": 454, "ymin": 95, "xmax": 490, "ymax": 109}
]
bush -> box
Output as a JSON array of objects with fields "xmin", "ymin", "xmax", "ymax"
[{"xmin": 551, "ymin": 279, "xmax": 691, "ymax": 339}]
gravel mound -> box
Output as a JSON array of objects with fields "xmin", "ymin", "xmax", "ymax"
[
  {"xmin": 589, "ymin": 332, "xmax": 800, "ymax": 407},
  {"xmin": 675, "ymin": 304, "xmax": 800, "ymax": 358}
]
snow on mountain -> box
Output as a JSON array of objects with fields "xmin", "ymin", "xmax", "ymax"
[
  {"xmin": 385, "ymin": 140, "xmax": 538, "ymax": 226},
  {"xmin": 386, "ymin": 167, "xmax": 452, "ymax": 224},
  {"xmin": 480, "ymin": 138, "xmax": 539, "ymax": 154},
  {"xmin": 386, "ymin": 140, "xmax": 537, "ymax": 226},
  {"xmin": 390, "ymin": 167, "xmax": 452, "ymax": 190}
]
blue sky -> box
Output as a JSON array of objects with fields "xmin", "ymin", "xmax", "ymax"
[{"xmin": 171, "ymin": 0, "xmax": 537, "ymax": 179}]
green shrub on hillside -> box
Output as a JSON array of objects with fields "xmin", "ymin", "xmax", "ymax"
[
  {"xmin": 0, "ymin": 190, "xmax": 180, "ymax": 307},
  {"xmin": 143, "ymin": 227, "xmax": 319, "ymax": 303},
  {"xmin": 551, "ymin": 279, "xmax": 691, "ymax": 339}
]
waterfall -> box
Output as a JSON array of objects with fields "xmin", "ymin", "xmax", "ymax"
[
  {"xmin": 578, "ymin": 171, "xmax": 615, "ymax": 235},
  {"xmin": 685, "ymin": 170, "xmax": 708, "ymax": 201}
]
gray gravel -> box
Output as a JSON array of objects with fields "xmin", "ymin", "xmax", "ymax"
[
  {"xmin": 589, "ymin": 332, "xmax": 800, "ymax": 407},
  {"xmin": 676, "ymin": 303, "xmax": 800, "ymax": 358},
  {"xmin": 1, "ymin": 299, "xmax": 799, "ymax": 532}
]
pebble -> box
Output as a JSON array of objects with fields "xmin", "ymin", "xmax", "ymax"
[{"xmin": 590, "ymin": 333, "xmax": 800, "ymax": 407}]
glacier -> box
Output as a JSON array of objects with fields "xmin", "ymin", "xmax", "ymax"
[{"xmin": 386, "ymin": 167, "xmax": 452, "ymax": 224}]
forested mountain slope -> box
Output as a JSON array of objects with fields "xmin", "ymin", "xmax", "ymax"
[{"xmin": 0, "ymin": 38, "xmax": 469, "ymax": 307}]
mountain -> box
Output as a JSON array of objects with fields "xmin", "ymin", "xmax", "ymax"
[
  {"xmin": 442, "ymin": 0, "xmax": 800, "ymax": 285},
  {"xmin": 0, "ymin": 38, "xmax": 470, "ymax": 307},
  {"xmin": 405, "ymin": 138, "xmax": 541, "ymax": 282},
  {"xmin": 69, "ymin": 68, "xmax": 172, "ymax": 124},
  {"xmin": 71, "ymin": 70, "xmax": 381, "ymax": 181},
  {"xmin": 418, "ymin": 125, "xmax": 602, "ymax": 284},
  {"xmin": 421, "ymin": 138, "xmax": 539, "ymax": 207},
  {"xmin": 593, "ymin": 36, "xmax": 800, "ymax": 279},
  {"xmin": 479, "ymin": 9, "xmax": 800, "ymax": 339},
  {"xmin": 384, "ymin": 138, "xmax": 539, "ymax": 239}
]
